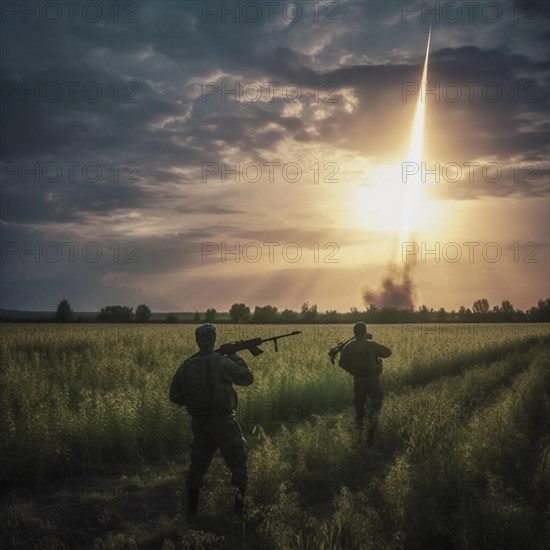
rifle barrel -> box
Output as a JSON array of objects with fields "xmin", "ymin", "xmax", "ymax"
[{"xmin": 262, "ymin": 330, "xmax": 301, "ymax": 342}]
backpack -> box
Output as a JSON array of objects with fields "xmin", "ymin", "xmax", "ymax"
[{"xmin": 347, "ymin": 340, "xmax": 382, "ymax": 377}]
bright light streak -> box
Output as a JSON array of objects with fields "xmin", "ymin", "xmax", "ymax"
[{"xmin": 399, "ymin": 26, "xmax": 432, "ymax": 246}]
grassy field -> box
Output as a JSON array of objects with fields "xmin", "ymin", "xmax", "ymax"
[{"xmin": 1, "ymin": 323, "xmax": 549, "ymax": 549}]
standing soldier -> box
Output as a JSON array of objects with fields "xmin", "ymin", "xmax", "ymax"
[
  {"xmin": 338, "ymin": 322, "xmax": 391, "ymax": 448},
  {"xmin": 169, "ymin": 323, "xmax": 253, "ymax": 515}
]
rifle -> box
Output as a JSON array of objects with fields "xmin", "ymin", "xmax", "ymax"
[
  {"xmin": 215, "ymin": 330, "xmax": 301, "ymax": 357},
  {"xmin": 328, "ymin": 333, "xmax": 372, "ymax": 365}
]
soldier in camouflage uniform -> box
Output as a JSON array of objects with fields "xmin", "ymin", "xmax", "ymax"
[
  {"xmin": 339, "ymin": 322, "xmax": 391, "ymax": 448},
  {"xmin": 169, "ymin": 324, "xmax": 253, "ymax": 515}
]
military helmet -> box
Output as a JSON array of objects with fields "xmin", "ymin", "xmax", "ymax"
[{"xmin": 353, "ymin": 322, "xmax": 367, "ymax": 336}]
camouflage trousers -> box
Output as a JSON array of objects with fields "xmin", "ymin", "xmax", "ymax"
[
  {"xmin": 353, "ymin": 376, "xmax": 384, "ymax": 432},
  {"xmin": 186, "ymin": 415, "xmax": 248, "ymax": 492}
]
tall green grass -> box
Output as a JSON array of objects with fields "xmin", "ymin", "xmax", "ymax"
[
  {"xmin": 246, "ymin": 341, "xmax": 550, "ymax": 549},
  {"xmin": 1, "ymin": 323, "xmax": 548, "ymax": 489}
]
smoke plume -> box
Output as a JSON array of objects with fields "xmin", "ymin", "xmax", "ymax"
[{"xmin": 362, "ymin": 261, "xmax": 416, "ymax": 309}]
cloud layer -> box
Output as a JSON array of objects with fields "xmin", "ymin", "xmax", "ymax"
[{"xmin": 1, "ymin": 1, "xmax": 548, "ymax": 311}]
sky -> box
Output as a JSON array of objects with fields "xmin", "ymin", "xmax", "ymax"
[{"xmin": 0, "ymin": 0, "xmax": 549, "ymax": 313}]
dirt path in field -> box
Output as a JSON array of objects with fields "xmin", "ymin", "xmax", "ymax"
[
  {"xmin": 1, "ymin": 458, "xmax": 285, "ymax": 549},
  {"xmin": 1, "ymin": 337, "xmax": 547, "ymax": 549}
]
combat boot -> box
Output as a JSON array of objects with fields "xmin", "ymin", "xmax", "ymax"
[{"xmin": 186, "ymin": 488, "xmax": 199, "ymax": 516}]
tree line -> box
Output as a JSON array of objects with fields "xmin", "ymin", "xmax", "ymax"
[{"xmin": 52, "ymin": 297, "xmax": 550, "ymax": 323}]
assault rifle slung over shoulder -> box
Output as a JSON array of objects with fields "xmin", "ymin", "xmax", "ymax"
[
  {"xmin": 216, "ymin": 331, "xmax": 301, "ymax": 357},
  {"xmin": 328, "ymin": 333, "xmax": 372, "ymax": 364}
]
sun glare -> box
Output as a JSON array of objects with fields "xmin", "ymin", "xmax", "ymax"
[
  {"xmin": 352, "ymin": 171, "xmax": 438, "ymax": 236},
  {"xmin": 353, "ymin": 28, "xmax": 433, "ymax": 242},
  {"xmin": 352, "ymin": 164, "xmax": 403, "ymax": 233}
]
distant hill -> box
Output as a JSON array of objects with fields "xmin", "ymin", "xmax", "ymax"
[{"xmin": 0, "ymin": 309, "xmax": 59, "ymax": 320}]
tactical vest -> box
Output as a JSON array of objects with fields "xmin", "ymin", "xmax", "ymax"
[
  {"xmin": 179, "ymin": 353, "xmax": 236, "ymax": 418},
  {"xmin": 346, "ymin": 340, "xmax": 382, "ymax": 378}
]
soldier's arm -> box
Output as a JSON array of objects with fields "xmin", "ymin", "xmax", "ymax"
[
  {"xmin": 373, "ymin": 342, "xmax": 392, "ymax": 358},
  {"xmin": 221, "ymin": 353, "xmax": 254, "ymax": 386},
  {"xmin": 169, "ymin": 364, "xmax": 186, "ymax": 406},
  {"xmin": 338, "ymin": 345, "xmax": 352, "ymax": 372}
]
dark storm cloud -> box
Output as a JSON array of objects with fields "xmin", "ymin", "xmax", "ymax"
[
  {"xmin": 0, "ymin": 176, "xmax": 246, "ymax": 225},
  {"xmin": 1, "ymin": 0, "xmax": 548, "ymax": 309},
  {"xmin": 0, "ymin": 222, "xmax": 206, "ymax": 272},
  {"xmin": 2, "ymin": 2, "xmax": 548, "ymax": 197},
  {"xmin": 0, "ymin": 63, "xmax": 195, "ymax": 162},
  {"xmin": 0, "ymin": 221, "xmax": 219, "ymax": 310},
  {"xmin": 322, "ymin": 44, "xmax": 549, "ymax": 166}
]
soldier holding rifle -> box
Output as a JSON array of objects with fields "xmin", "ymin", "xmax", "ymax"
[
  {"xmin": 169, "ymin": 324, "xmax": 300, "ymax": 516},
  {"xmin": 332, "ymin": 322, "xmax": 392, "ymax": 448}
]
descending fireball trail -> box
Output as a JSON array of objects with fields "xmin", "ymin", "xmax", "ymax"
[
  {"xmin": 363, "ymin": 27, "xmax": 431, "ymax": 309},
  {"xmin": 398, "ymin": 24, "xmax": 432, "ymax": 250}
]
